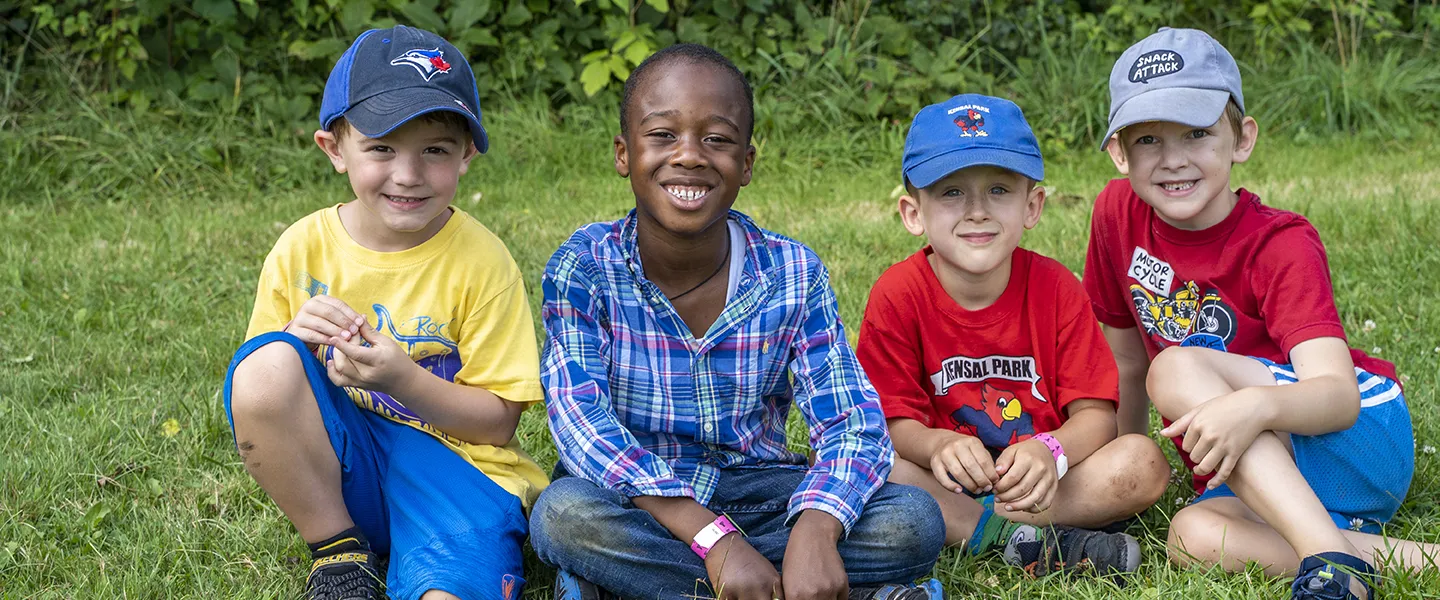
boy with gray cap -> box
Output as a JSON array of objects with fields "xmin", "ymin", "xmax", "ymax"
[
  {"xmin": 1082, "ymin": 27, "xmax": 1435, "ymax": 599},
  {"xmin": 223, "ymin": 25, "xmax": 546, "ymax": 600}
]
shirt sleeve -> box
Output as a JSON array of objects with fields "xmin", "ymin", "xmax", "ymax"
[
  {"xmin": 856, "ymin": 266, "xmax": 934, "ymax": 427},
  {"xmin": 454, "ymin": 272, "xmax": 545, "ymax": 404},
  {"xmin": 1050, "ymin": 268, "xmax": 1121, "ymax": 411},
  {"xmin": 1249, "ymin": 221, "xmax": 1347, "ymax": 356},
  {"xmin": 245, "ymin": 249, "xmax": 294, "ymax": 340},
  {"xmin": 540, "ymin": 241, "xmax": 695, "ymax": 499},
  {"xmin": 786, "ymin": 257, "xmax": 894, "ymax": 535},
  {"xmin": 1083, "ymin": 181, "xmax": 1138, "ymax": 329}
]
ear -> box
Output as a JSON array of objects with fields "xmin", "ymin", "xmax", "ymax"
[
  {"xmin": 457, "ymin": 141, "xmax": 480, "ymax": 176},
  {"xmin": 614, "ymin": 134, "xmax": 630, "ymax": 178},
  {"xmin": 1232, "ymin": 116, "xmax": 1259, "ymax": 164},
  {"xmin": 1105, "ymin": 135, "xmax": 1129, "ymax": 176},
  {"xmin": 897, "ymin": 193, "xmax": 926, "ymax": 237},
  {"xmin": 1023, "ymin": 184, "xmax": 1046, "ymax": 230},
  {"xmin": 740, "ymin": 143, "xmax": 756, "ymax": 187},
  {"xmin": 314, "ymin": 129, "xmax": 347, "ymax": 173}
]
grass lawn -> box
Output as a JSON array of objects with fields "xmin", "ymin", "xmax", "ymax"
[{"xmin": 2, "ymin": 103, "xmax": 1438, "ymax": 598}]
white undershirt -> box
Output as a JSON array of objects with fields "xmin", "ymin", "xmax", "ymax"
[{"xmin": 726, "ymin": 219, "xmax": 744, "ymax": 302}]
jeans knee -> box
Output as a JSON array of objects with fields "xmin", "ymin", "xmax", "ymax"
[
  {"xmin": 529, "ymin": 477, "xmax": 628, "ymax": 562},
  {"xmin": 229, "ymin": 341, "xmax": 312, "ymax": 426},
  {"xmin": 851, "ymin": 484, "xmax": 944, "ymax": 575}
]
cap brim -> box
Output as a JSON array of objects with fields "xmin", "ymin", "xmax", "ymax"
[
  {"xmin": 905, "ymin": 147, "xmax": 1044, "ymax": 189},
  {"xmin": 1100, "ymin": 87, "xmax": 1229, "ymax": 150},
  {"xmin": 346, "ymin": 87, "xmax": 489, "ymax": 153}
]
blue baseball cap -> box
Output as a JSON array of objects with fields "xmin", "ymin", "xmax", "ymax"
[
  {"xmin": 320, "ymin": 25, "xmax": 489, "ymax": 153},
  {"xmin": 1102, "ymin": 27, "xmax": 1244, "ymax": 150},
  {"xmin": 902, "ymin": 94, "xmax": 1043, "ymax": 189}
]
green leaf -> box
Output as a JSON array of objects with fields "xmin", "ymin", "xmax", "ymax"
[
  {"xmin": 339, "ymin": 0, "xmax": 375, "ymax": 33},
  {"xmin": 713, "ymin": 0, "xmax": 738, "ymax": 20},
  {"xmin": 606, "ymin": 53, "xmax": 629, "ymax": 79},
  {"xmin": 644, "ymin": 0, "xmax": 668, "ymax": 13},
  {"xmin": 462, "ymin": 27, "xmax": 500, "ymax": 47},
  {"xmin": 84, "ymin": 503, "xmax": 112, "ymax": 531},
  {"xmin": 580, "ymin": 59, "xmax": 611, "ymax": 96},
  {"xmin": 450, "ymin": 0, "xmax": 492, "ymax": 31},
  {"xmin": 500, "ymin": 1, "xmax": 532, "ymax": 26},
  {"xmin": 288, "ymin": 37, "xmax": 349, "ymax": 60},
  {"xmin": 191, "ymin": 0, "xmax": 237, "ymax": 24},
  {"xmin": 1250, "ymin": 4, "xmax": 1270, "ymax": 19},
  {"xmin": 399, "ymin": 3, "xmax": 446, "ymax": 32},
  {"xmin": 623, "ymin": 38, "xmax": 651, "ymax": 65}
]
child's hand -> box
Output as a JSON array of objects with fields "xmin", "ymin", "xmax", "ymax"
[
  {"xmin": 930, "ymin": 434, "xmax": 999, "ymax": 495},
  {"xmin": 704, "ymin": 534, "xmax": 783, "ymax": 600},
  {"xmin": 1161, "ymin": 389, "xmax": 1265, "ymax": 489},
  {"xmin": 993, "ymin": 439, "xmax": 1058, "ymax": 513},
  {"xmin": 782, "ymin": 511, "xmax": 847, "ymax": 600},
  {"xmin": 325, "ymin": 321, "xmax": 418, "ymax": 396},
  {"xmin": 287, "ymin": 295, "xmax": 365, "ymax": 349}
]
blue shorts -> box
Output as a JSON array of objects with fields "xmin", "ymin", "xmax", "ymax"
[
  {"xmin": 223, "ymin": 331, "xmax": 528, "ymax": 600},
  {"xmin": 1193, "ymin": 357, "xmax": 1414, "ymax": 533}
]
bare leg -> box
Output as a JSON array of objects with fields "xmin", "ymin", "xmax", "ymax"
[
  {"xmin": 1170, "ymin": 498, "xmax": 1440, "ymax": 575},
  {"xmin": 888, "ymin": 434, "xmax": 1167, "ymax": 546},
  {"xmin": 997, "ymin": 433, "xmax": 1169, "ymax": 529},
  {"xmin": 229, "ymin": 342, "xmax": 354, "ymax": 543},
  {"xmin": 1148, "ymin": 347, "xmax": 1371, "ymax": 597}
]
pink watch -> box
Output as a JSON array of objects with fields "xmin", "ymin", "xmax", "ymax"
[
  {"xmin": 1032, "ymin": 433, "xmax": 1069, "ymax": 480},
  {"xmin": 690, "ymin": 515, "xmax": 739, "ymax": 559}
]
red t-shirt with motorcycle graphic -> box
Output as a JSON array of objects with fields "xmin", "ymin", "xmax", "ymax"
[
  {"xmin": 858, "ymin": 248, "xmax": 1119, "ymax": 454},
  {"xmin": 1081, "ymin": 178, "xmax": 1396, "ymax": 492}
]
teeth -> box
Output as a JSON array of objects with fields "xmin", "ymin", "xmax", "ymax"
[
  {"xmin": 664, "ymin": 185, "xmax": 709, "ymax": 202},
  {"xmin": 1162, "ymin": 181, "xmax": 1195, "ymax": 191},
  {"xmin": 387, "ymin": 195, "xmax": 423, "ymax": 203}
]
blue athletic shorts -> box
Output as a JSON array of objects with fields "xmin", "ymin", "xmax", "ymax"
[
  {"xmin": 1193, "ymin": 357, "xmax": 1414, "ymax": 533},
  {"xmin": 223, "ymin": 331, "xmax": 528, "ymax": 600}
]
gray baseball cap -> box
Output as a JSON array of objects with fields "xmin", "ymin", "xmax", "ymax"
[{"xmin": 1101, "ymin": 27, "xmax": 1243, "ymax": 150}]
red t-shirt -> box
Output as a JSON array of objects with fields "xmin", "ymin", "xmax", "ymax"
[
  {"xmin": 858, "ymin": 247, "xmax": 1119, "ymax": 454},
  {"xmin": 1081, "ymin": 179, "xmax": 1396, "ymax": 492}
]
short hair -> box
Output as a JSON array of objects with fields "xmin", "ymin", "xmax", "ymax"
[
  {"xmin": 619, "ymin": 43, "xmax": 754, "ymax": 143},
  {"xmin": 903, "ymin": 174, "xmax": 1037, "ymax": 199},
  {"xmin": 1221, "ymin": 99, "xmax": 1244, "ymax": 140},
  {"xmin": 329, "ymin": 111, "xmax": 471, "ymax": 143}
]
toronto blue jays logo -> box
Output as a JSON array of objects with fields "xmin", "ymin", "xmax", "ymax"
[{"xmin": 390, "ymin": 48, "xmax": 453, "ymax": 81}]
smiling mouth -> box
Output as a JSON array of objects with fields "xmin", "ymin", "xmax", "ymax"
[
  {"xmin": 663, "ymin": 184, "xmax": 712, "ymax": 208},
  {"xmin": 959, "ymin": 232, "xmax": 997, "ymax": 243},
  {"xmin": 384, "ymin": 194, "xmax": 429, "ymax": 207},
  {"xmin": 1160, "ymin": 181, "xmax": 1197, "ymax": 192}
]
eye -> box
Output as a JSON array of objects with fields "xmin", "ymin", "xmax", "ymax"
[
  {"xmin": 704, "ymin": 134, "xmax": 734, "ymax": 144},
  {"xmin": 366, "ymin": 144, "xmax": 393, "ymax": 153},
  {"xmin": 941, "ymin": 188, "xmax": 963, "ymax": 198},
  {"xmin": 646, "ymin": 130, "xmax": 675, "ymax": 140},
  {"xmin": 1187, "ymin": 129, "xmax": 1211, "ymax": 139},
  {"xmin": 989, "ymin": 185, "xmax": 1009, "ymax": 195},
  {"xmin": 1135, "ymin": 135, "xmax": 1157, "ymax": 145},
  {"xmin": 424, "ymin": 146, "xmax": 451, "ymax": 155}
]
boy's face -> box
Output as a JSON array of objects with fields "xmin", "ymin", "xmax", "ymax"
[
  {"xmin": 899, "ymin": 166, "xmax": 1044, "ymax": 281},
  {"xmin": 615, "ymin": 61, "xmax": 755, "ymax": 239},
  {"xmin": 315, "ymin": 118, "xmax": 478, "ymax": 248},
  {"xmin": 1107, "ymin": 112, "xmax": 1258, "ymax": 230}
]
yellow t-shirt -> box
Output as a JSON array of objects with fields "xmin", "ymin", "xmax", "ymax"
[{"xmin": 245, "ymin": 205, "xmax": 548, "ymax": 507}]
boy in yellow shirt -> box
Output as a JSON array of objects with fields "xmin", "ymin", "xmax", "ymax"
[{"xmin": 223, "ymin": 25, "xmax": 545, "ymax": 600}]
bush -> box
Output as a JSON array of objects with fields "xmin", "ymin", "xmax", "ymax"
[{"xmin": 2, "ymin": 0, "xmax": 1437, "ymax": 146}]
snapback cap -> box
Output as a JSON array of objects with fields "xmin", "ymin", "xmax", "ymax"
[
  {"xmin": 902, "ymin": 94, "xmax": 1044, "ymax": 189},
  {"xmin": 319, "ymin": 25, "xmax": 489, "ymax": 153},
  {"xmin": 1102, "ymin": 27, "xmax": 1243, "ymax": 150}
]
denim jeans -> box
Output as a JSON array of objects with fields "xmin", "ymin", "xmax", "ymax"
[{"xmin": 529, "ymin": 464, "xmax": 944, "ymax": 599}]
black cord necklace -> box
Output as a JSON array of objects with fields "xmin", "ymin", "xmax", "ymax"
[{"xmin": 667, "ymin": 238, "xmax": 732, "ymax": 301}]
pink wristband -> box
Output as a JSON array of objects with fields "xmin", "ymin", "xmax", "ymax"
[
  {"xmin": 690, "ymin": 514, "xmax": 738, "ymax": 559},
  {"xmin": 1033, "ymin": 433, "xmax": 1064, "ymax": 460}
]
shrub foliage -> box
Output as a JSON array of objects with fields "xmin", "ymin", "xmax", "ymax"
[{"xmin": 2, "ymin": 0, "xmax": 1438, "ymax": 144}]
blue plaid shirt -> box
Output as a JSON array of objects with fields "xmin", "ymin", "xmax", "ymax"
[{"xmin": 540, "ymin": 210, "xmax": 893, "ymax": 532}]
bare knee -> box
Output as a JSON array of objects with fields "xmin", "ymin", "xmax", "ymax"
[
  {"xmin": 1109, "ymin": 434, "xmax": 1171, "ymax": 513},
  {"xmin": 229, "ymin": 342, "xmax": 314, "ymax": 428},
  {"xmin": 1146, "ymin": 346, "xmax": 1216, "ymax": 416},
  {"xmin": 1166, "ymin": 504, "xmax": 1227, "ymax": 568}
]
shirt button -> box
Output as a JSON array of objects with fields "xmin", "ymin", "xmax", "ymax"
[{"xmin": 704, "ymin": 423, "xmax": 715, "ymax": 433}]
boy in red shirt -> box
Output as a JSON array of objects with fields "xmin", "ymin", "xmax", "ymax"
[
  {"xmin": 1085, "ymin": 28, "xmax": 1434, "ymax": 600},
  {"xmin": 857, "ymin": 94, "xmax": 1171, "ymax": 577}
]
